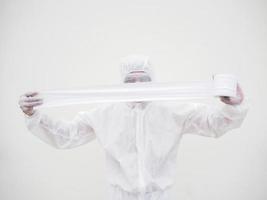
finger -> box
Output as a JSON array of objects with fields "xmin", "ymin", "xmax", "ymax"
[
  {"xmin": 18, "ymin": 96, "xmax": 29, "ymax": 106},
  {"xmin": 24, "ymin": 97, "xmax": 43, "ymax": 102},
  {"xmin": 236, "ymin": 83, "xmax": 244, "ymax": 98},
  {"xmin": 23, "ymin": 101, "xmax": 43, "ymax": 108},
  {"xmin": 19, "ymin": 96, "xmax": 41, "ymax": 104},
  {"xmin": 25, "ymin": 91, "xmax": 38, "ymax": 97},
  {"xmin": 237, "ymin": 83, "xmax": 244, "ymax": 96},
  {"xmin": 32, "ymin": 101, "xmax": 43, "ymax": 107},
  {"xmin": 28, "ymin": 101, "xmax": 43, "ymax": 107}
]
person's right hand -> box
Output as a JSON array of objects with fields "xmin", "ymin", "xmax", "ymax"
[{"xmin": 19, "ymin": 91, "xmax": 43, "ymax": 116}]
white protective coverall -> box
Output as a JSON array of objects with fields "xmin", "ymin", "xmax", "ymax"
[{"xmin": 24, "ymin": 98, "xmax": 249, "ymax": 200}]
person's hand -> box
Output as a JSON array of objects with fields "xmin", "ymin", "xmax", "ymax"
[
  {"xmin": 19, "ymin": 91, "xmax": 43, "ymax": 116},
  {"xmin": 219, "ymin": 83, "xmax": 244, "ymax": 105}
]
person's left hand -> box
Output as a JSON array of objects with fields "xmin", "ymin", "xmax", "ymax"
[{"xmin": 219, "ymin": 83, "xmax": 244, "ymax": 105}]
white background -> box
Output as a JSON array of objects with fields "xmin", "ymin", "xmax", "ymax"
[{"xmin": 0, "ymin": 0, "xmax": 266, "ymax": 199}]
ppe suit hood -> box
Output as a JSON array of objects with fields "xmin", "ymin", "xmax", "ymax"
[{"xmin": 120, "ymin": 54, "xmax": 154, "ymax": 82}]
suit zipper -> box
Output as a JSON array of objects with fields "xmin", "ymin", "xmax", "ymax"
[{"xmin": 136, "ymin": 108, "xmax": 145, "ymax": 199}]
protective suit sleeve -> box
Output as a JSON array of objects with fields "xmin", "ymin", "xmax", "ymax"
[
  {"xmin": 180, "ymin": 98, "xmax": 249, "ymax": 138},
  {"xmin": 24, "ymin": 110, "xmax": 96, "ymax": 149}
]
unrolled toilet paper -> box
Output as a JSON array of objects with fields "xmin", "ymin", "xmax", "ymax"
[{"xmin": 35, "ymin": 74, "xmax": 238, "ymax": 108}]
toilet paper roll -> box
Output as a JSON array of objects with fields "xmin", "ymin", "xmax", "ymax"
[{"xmin": 213, "ymin": 74, "xmax": 237, "ymax": 97}]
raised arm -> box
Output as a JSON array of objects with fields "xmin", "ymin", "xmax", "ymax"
[
  {"xmin": 180, "ymin": 83, "xmax": 249, "ymax": 138},
  {"xmin": 23, "ymin": 110, "xmax": 96, "ymax": 149},
  {"xmin": 19, "ymin": 91, "xmax": 96, "ymax": 149}
]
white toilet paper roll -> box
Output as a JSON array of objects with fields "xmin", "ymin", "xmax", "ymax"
[
  {"xmin": 213, "ymin": 74, "xmax": 237, "ymax": 97},
  {"xmin": 36, "ymin": 74, "xmax": 238, "ymax": 108}
]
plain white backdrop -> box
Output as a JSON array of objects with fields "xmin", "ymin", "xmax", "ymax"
[{"xmin": 0, "ymin": 0, "xmax": 266, "ymax": 199}]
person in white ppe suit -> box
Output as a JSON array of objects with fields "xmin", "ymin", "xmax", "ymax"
[{"xmin": 19, "ymin": 55, "xmax": 249, "ymax": 200}]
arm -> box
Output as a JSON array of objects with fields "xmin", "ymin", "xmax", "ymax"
[
  {"xmin": 180, "ymin": 98, "xmax": 249, "ymax": 138},
  {"xmin": 181, "ymin": 83, "xmax": 249, "ymax": 138},
  {"xmin": 24, "ymin": 110, "xmax": 96, "ymax": 149}
]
